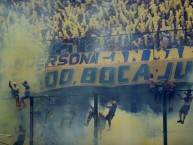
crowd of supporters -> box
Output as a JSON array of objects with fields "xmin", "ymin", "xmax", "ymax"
[{"xmin": 0, "ymin": 0, "xmax": 193, "ymax": 54}]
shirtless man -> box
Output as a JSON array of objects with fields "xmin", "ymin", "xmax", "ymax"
[{"xmin": 177, "ymin": 89, "xmax": 193, "ymax": 124}]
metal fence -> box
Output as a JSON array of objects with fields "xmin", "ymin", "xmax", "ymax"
[
  {"xmin": 0, "ymin": 28, "xmax": 192, "ymax": 55},
  {"xmin": 49, "ymin": 28, "xmax": 193, "ymax": 54},
  {"xmin": 1, "ymin": 89, "xmax": 193, "ymax": 145}
]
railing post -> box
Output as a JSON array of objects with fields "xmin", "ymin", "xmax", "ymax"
[
  {"xmin": 94, "ymin": 94, "xmax": 98, "ymax": 145},
  {"xmin": 30, "ymin": 97, "xmax": 34, "ymax": 145},
  {"xmin": 163, "ymin": 87, "xmax": 168, "ymax": 145}
]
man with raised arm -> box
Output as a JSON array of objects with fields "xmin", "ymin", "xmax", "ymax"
[
  {"xmin": 9, "ymin": 81, "xmax": 20, "ymax": 107},
  {"xmin": 177, "ymin": 89, "xmax": 193, "ymax": 124},
  {"xmin": 19, "ymin": 81, "xmax": 30, "ymax": 108},
  {"xmin": 103, "ymin": 99, "xmax": 117, "ymax": 131},
  {"xmin": 98, "ymin": 112, "xmax": 106, "ymax": 139}
]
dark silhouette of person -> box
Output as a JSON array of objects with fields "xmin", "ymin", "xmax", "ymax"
[
  {"xmin": 13, "ymin": 125, "xmax": 26, "ymax": 145},
  {"xmin": 177, "ymin": 89, "xmax": 193, "ymax": 124},
  {"xmin": 103, "ymin": 99, "xmax": 117, "ymax": 130},
  {"xmin": 85, "ymin": 105, "xmax": 95, "ymax": 126}
]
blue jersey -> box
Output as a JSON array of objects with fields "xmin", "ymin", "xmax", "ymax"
[
  {"xmin": 21, "ymin": 83, "xmax": 30, "ymax": 97},
  {"xmin": 9, "ymin": 82, "xmax": 19, "ymax": 96}
]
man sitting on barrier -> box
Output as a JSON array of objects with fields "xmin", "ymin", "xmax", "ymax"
[
  {"xmin": 103, "ymin": 99, "xmax": 117, "ymax": 131},
  {"xmin": 177, "ymin": 89, "xmax": 193, "ymax": 124},
  {"xmin": 9, "ymin": 81, "xmax": 20, "ymax": 107},
  {"xmin": 19, "ymin": 81, "xmax": 30, "ymax": 108}
]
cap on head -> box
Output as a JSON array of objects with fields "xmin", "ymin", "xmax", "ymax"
[
  {"xmin": 188, "ymin": 89, "xmax": 191, "ymax": 93},
  {"xmin": 23, "ymin": 81, "xmax": 27, "ymax": 84},
  {"xmin": 13, "ymin": 82, "xmax": 17, "ymax": 85}
]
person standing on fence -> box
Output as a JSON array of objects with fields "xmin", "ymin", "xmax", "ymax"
[
  {"xmin": 9, "ymin": 81, "xmax": 20, "ymax": 107},
  {"xmin": 177, "ymin": 89, "xmax": 193, "ymax": 124},
  {"xmin": 19, "ymin": 81, "xmax": 30, "ymax": 108}
]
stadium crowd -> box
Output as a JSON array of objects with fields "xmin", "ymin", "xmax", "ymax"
[{"xmin": 0, "ymin": 0, "xmax": 193, "ymax": 54}]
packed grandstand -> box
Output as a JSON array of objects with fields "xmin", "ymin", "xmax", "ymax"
[{"xmin": 0, "ymin": 0, "xmax": 192, "ymax": 54}]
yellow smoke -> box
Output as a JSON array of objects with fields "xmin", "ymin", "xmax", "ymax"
[
  {"xmin": 0, "ymin": 10, "xmax": 45, "ymax": 145},
  {"xmin": 1, "ymin": 19, "xmax": 45, "ymax": 90},
  {"xmin": 84, "ymin": 106, "xmax": 193, "ymax": 145}
]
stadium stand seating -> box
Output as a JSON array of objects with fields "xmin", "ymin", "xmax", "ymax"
[{"xmin": 0, "ymin": 0, "xmax": 192, "ymax": 53}]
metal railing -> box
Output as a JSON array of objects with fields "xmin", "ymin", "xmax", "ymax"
[
  {"xmin": 0, "ymin": 28, "xmax": 192, "ymax": 55},
  {"xmin": 48, "ymin": 28, "xmax": 193, "ymax": 54}
]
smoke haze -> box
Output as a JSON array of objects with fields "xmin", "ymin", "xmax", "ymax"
[
  {"xmin": 0, "ymin": 1, "xmax": 45, "ymax": 144},
  {"xmin": 0, "ymin": 1, "xmax": 193, "ymax": 145}
]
